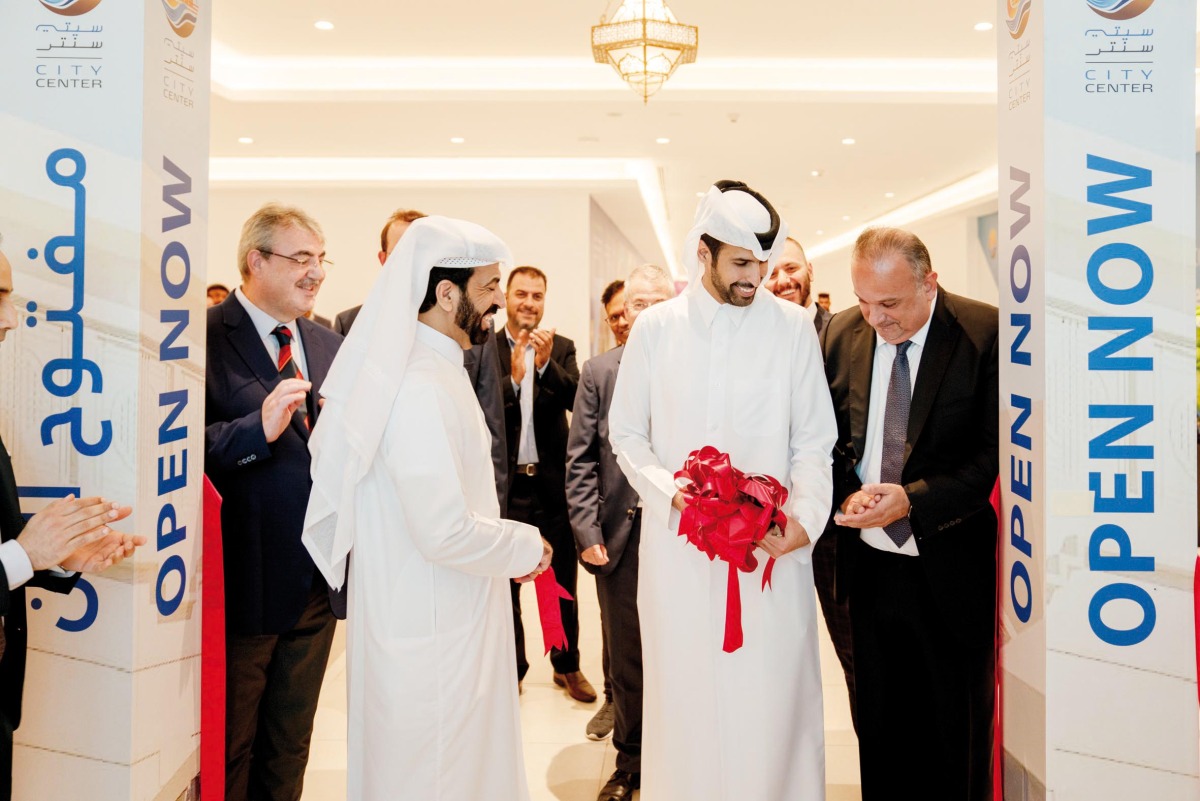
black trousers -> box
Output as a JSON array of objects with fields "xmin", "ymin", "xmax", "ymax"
[
  {"xmin": 509, "ymin": 474, "xmax": 580, "ymax": 678},
  {"xmin": 225, "ymin": 581, "xmax": 337, "ymax": 801},
  {"xmin": 813, "ymin": 531, "xmax": 857, "ymax": 732},
  {"xmin": 595, "ymin": 516, "xmax": 643, "ymax": 773},
  {"xmin": 0, "ymin": 706, "xmax": 11, "ymax": 801},
  {"xmin": 851, "ymin": 539, "xmax": 995, "ymax": 801}
]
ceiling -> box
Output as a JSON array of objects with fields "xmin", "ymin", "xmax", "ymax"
[{"xmin": 207, "ymin": 1, "xmax": 1198, "ymax": 272}]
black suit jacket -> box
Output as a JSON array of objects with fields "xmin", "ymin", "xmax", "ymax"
[
  {"xmin": 332, "ymin": 305, "xmax": 361, "ymax": 337},
  {"xmin": 205, "ymin": 296, "xmax": 345, "ymax": 635},
  {"xmin": 494, "ymin": 327, "xmax": 580, "ymax": 511},
  {"xmin": 464, "ymin": 329, "xmax": 510, "ymax": 515},
  {"xmin": 821, "ymin": 288, "xmax": 999, "ymax": 646},
  {"xmin": 0, "ymin": 437, "xmax": 78, "ymax": 730},
  {"xmin": 565, "ymin": 346, "xmax": 640, "ymax": 575},
  {"xmin": 813, "ymin": 304, "xmax": 833, "ymax": 336}
]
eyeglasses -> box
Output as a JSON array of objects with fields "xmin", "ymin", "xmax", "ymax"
[
  {"xmin": 259, "ymin": 249, "xmax": 334, "ymax": 269},
  {"xmin": 626, "ymin": 299, "xmax": 652, "ymax": 313}
]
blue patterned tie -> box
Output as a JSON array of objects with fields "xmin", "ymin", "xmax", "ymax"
[{"xmin": 881, "ymin": 341, "xmax": 913, "ymax": 547}]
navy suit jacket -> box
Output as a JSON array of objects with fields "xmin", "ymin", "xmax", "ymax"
[
  {"xmin": 565, "ymin": 346, "xmax": 640, "ymax": 575},
  {"xmin": 0, "ymin": 436, "xmax": 77, "ymax": 730},
  {"xmin": 205, "ymin": 296, "xmax": 345, "ymax": 635}
]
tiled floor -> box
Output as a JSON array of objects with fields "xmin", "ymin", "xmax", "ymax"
[{"xmin": 301, "ymin": 572, "xmax": 861, "ymax": 800}]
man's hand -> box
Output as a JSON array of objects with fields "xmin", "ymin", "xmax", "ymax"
[
  {"xmin": 17, "ymin": 496, "xmax": 131, "ymax": 571},
  {"xmin": 581, "ymin": 543, "xmax": 609, "ymax": 567},
  {"xmin": 262, "ymin": 377, "xmax": 311, "ymax": 443},
  {"xmin": 510, "ymin": 329, "xmax": 530, "ymax": 385},
  {"xmin": 515, "ymin": 537, "xmax": 553, "ymax": 583},
  {"xmin": 672, "ymin": 491, "xmax": 688, "ymax": 512},
  {"xmin": 837, "ymin": 483, "xmax": 910, "ymax": 529},
  {"xmin": 529, "ymin": 328, "xmax": 555, "ymax": 371},
  {"xmin": 756, "ymin": 515, "xmax": 811, "ymax": 559},
  {"xmin": 61, "ymin": 529, "xmax": 146, "ymax": 574}
]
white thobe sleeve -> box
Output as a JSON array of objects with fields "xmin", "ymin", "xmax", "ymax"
[
  {"xmin": 785, "ymin": 319, "xmax": 837, "ymax": 556},
  {"xmin": 385, "ymin": 384, "xmax": 543, "ymax": 579},
  {"xmin": 608, "ymin": 321, "xmax": 681, "ymax": 531}
]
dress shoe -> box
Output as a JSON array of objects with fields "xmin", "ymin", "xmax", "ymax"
[
  {"xmin": 586, "ymin": 700, "xmax": 614, "ymax": 740},
  {"xmin": 597, "ymin": 769, "xmax": 639, "ymax": 801},
  {"xmin": 553, "ymin": 671, "xmax": 598, "ymax": 703}
]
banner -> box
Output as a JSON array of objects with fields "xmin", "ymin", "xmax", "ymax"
[
  {"xmin": 0, "ymin": 1, "xmax": 208, "ymax": 798},
  {"xmin": 998, "ymin": 0, "xmax": 1198, "ymax": 797}
]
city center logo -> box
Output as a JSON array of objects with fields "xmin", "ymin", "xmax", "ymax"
[
  {"xmin": 38, "ymin": 0, "xmax": 102, "ymax": 15},
  {"xmin": 161, "ymin": 0, "xmax": 199, "ymax": 38},
  {"xmin": 1085, "ymin": 0, "xmax": 1155, "ymax": 20},
  {"xmin": 1007, "ymin": 0, "xmax": 1031, "ymax": 39}
]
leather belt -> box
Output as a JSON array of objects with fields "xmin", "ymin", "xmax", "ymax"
[{"xmin": 515, "ymin": 463, "xmax": 538, "ymax": 476}]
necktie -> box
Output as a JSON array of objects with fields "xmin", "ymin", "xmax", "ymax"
[
  {"xmin": 881, "ymin": 340, "xmax": 914, "ymax": 547},
  {"xmin": 272, "ymin": 325, "xmax": 310, "ymax": 429}
]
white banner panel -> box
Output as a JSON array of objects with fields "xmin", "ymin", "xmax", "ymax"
[
  {"xmin": 0, "ymin": 1, "xmax": 207, "ymax": 799},
  {"xmin": 998, "ymin": 0, "xmax": 1198, "ymax": 798}
]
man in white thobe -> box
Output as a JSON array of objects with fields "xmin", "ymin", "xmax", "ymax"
[
  {"xmin": 609, "ymin": 181, "xmax": 837, "ymax": 801},
  {"xmin": 302, "ymin": 216, "xmax": 550, "ymax": 801}
]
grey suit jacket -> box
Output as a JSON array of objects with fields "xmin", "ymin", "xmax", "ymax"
[
  {"xmin": 565, "ymin": 346, "xmax": 640, "ymax": 576},
  {"xmin": 332, "ymin": 305, "xmax": 362, "ymax": 336}
]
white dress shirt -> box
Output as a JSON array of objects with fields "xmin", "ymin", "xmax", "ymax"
[
  {"xmin": 856, "ymin": 292, "xmax": 937, "ymax": 556},
  {"xmin": 506, "ymin": 328, "xmax": 547, "ymax": 465},
  {"xmin": 235, "ymin": 288, "xmax": 310, "ymax": 378},
  {"xmin": 0, "ymin": 539, "xmax": 33, "ymax": 591}
]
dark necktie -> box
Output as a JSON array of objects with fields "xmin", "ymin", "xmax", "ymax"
[
  {"xmin": 881, "ymin": 340, "xmax": 914, "ymax": 547},
  {"xmin": 272, "ymin": 325, "xmax": 310, "ymax": 429}
]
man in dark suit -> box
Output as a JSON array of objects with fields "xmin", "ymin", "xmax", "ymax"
[
  {"xmin": 205, "ymin": 204, "xmax": 344, "ymax": 801},
  {"xmin": 567, "ymin": 266, "xmax": 674, "ymax": 801},
  {"xmin": 764, "ymin": 237, "xmax": 832, "ymax": 334},
  {"xmin": 493, "ymin": 265, "xmax": 595, "ymax": 702},
  {"xmin": 333, "ymin": 208, "xmax": 426, "ymax": 336},
  {"xmin": 764, "ymin": 235, "xmax": 851, "ymax": 726},
  {"xmin": 821, "ymin": 227, "xmax": 998, "ymax": 801},
  {"xmin": 0, "ymin": 242, "xmax": 141, "ymax": 801}
]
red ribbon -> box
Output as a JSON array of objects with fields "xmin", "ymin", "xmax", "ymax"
[
  {"xmin": 674, "ymin": 446, "xmax": 789, "ymax": 653},
  {"xmin": 534, "ymin": 567, "xmax": 574, "ymax": 655}
]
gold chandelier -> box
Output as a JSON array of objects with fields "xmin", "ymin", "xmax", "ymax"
[{"xmin": 591, "ymin": 0, "xmax": 699, "ymax": 103}]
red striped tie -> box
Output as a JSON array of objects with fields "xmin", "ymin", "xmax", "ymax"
[{"xmin": 272, "ymin": 325, "xmax": 309, "ymax": 429}]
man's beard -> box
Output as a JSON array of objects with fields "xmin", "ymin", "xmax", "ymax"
[
  {"xmin": 710, "ymin": 263, "xmax": 756, "ymax": 307},
  {"xmin": 456, "ymin": 293, "xmax": 497, "ymax": 346}
]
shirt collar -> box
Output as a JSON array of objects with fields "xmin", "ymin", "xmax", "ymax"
[
  {"xmin": 874, "ymin": 290, "xmax": 937, "ymax": 351},
  {"xmin": 416, "ymin": 321, "xmax": 465, "ymax": 367},
  {"xmin": 235, "ymin": 287, "xmax": 298, "ymax": 341}
]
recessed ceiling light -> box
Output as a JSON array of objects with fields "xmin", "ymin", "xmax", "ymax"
[
  {"xmin": 696, "ymin": 191, "xmax": 706, "ymax": 197},
  {"xmin": 450, "ymin": 137, "xmax": 465, "ymax": 144},
  {"xmin": 656, "ymin": 137, "xmax": 671, "ymax": 145},
  {"xmin": 884, "ymin": 191, "xmax": 895, "ymax": 198},
  {"xmin": 841, "ymin": 138, "xmax": 856, "ymax": 146},
  {"xmin": 237, "ymin": 137, "xmax": 254, "ymax": 144},
  {"xmin": 810, "ymin": 170, "xmax": 823, "ymax": 178},
  {"xmin": 314, "ymin": 20, "xmax": 334, "ymax": 31},
  {"xmin": 841, "ymin": 215, "xmax": 851, "ymax": 221},
  {"xmin": 974, "ymin": 21, "xmax": 994, "ymax": 32},
  {"xmin": 816, "ymin": 230, "xmax": 824, "ymax": 236}
]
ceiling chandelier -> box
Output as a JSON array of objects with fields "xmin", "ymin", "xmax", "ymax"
[{"xmin": 591, "ymin": 0, "xmax": 699, "ymax": 103}]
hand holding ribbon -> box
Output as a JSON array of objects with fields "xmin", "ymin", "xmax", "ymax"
[{"xmin": 673, "ymin": 446, "xmax": 790, "ymax": 653}]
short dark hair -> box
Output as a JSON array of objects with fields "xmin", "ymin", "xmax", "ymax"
[
  {"xmin": 380, "ymin": 209, "xmax": 428, "ymax": 253},
  {"xmin": 506, "ymin": 265, "xmax": 547, "ymax": 290},
  {"xmin": 418, "ymin": 266, "xmax": 474, "ymax": 313},
  {"xmin": 207, "ymin": 283, "xmax": 229, "ymax": 293},
  {"xmin": 601, "ymin": 279, "xmax": 624, "ymax": 307}
]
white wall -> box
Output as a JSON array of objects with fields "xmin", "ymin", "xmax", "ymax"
[
  {"xmin": 807, "ymin": 199, "xmax": 1001, "ymax": 315},
  {"xmin": 208, "ymin": 185, "xmax": 598, "ymax": 354}
]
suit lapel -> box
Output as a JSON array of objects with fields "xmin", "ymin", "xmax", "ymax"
[
  {"xmin": 223, "ymin": 298, "xmax": 281, "ymax": 393},
  {"xmin": 848, "ymin": 319, "xmax": 875, "ymax": 463},
  {"xmin": 495, "ymin": 328, "xmax": 513, "ymax": 381},
  {"xmin": 905, "ymin": 289, "xmax": 958, "ymax": 465}
]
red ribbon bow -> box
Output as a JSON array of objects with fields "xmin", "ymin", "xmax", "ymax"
[
  {"xmin": 674, "ymin": 446, "xmax": 789, "ymax": 653},
  {"xmin": 534, "ymin": 567, "xmax": 574, "ymax": 655}
]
